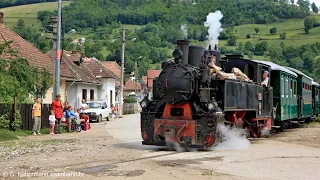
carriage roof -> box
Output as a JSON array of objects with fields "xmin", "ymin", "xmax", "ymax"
[
  {"xmin": 253, "ymin": 60, "xmax": 298, "ymax": 78},
  {"xmin": 284, "ymin": 66, "xmax": 313, "ymax": 81}
]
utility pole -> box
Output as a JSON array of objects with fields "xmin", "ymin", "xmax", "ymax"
[
  {"xmin": 54, "ymin": 0, "xmax": 62, "ymax": 98},
  {"xmin": 51, "ymin": 16, "xmax": 58, "ymax": 99},
  {"xmin": 119, "ymin": 26, "xmax": 126, "ymax": 117}
]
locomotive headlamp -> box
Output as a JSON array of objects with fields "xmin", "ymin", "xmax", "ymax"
[
  {"xmin": 141, "ymin": 101, "xmax": 147, "ymax": 108},
  {"xmin": 208, "ymin": 103, "xmax": 214, "ymax": 110}
]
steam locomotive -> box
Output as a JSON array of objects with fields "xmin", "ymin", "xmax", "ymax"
[{"xmin": 140, "ymin": 39, "xmax": 319, "ymax": 149}]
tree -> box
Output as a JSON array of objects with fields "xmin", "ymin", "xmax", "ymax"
[
  {"xmin": 255, "ymin": 28, "xmax": 260, "ymax": 34},
  {"xmin": 246, "ymin": 34, "xmax": 251, "ymax": 38},
  {"xmin": 0, "ymin": 42, "xmax": 52, "ymax": 103},
  {"xmin": 247, "ymin": 51, "xmax": 254, "ymax": 60},
  {"xmin": 267, "ymin": 45, "xmax": 283, "ymax": 63},
  {"xmin": 255, "ymin": 41, "xmax": 269, "ymax": 55},
  {"xmin": 237, "ymin": 42, "xmax": 244, "ymax": 52},
  {"xmin": 290, "ymin": 0, "xmax": 294, "ymax": 4},
  {"xmin": 269, "ymin": 27, "xmax": 277, "ymax": 35},
  {"xmin": 227, "ymin": 35, "xmax": 238, "ymax": 46},
  {"xmin": 304, "ymin": 16, "xmax": 315, "ymax": 34},
  {"xmin": 280, "ymin": 32, "xmax": 286, "ymax": 39},
  {"xmin": 311, "ymin": 2, "xmax": 319, "ymax": 13},
  {"xmin": 244, "ymin": 41, "xmax": 254, "ymax": 53},
  {"xmin": 280, "ymin": 42, "xmax": 285, "ymax": 49}
]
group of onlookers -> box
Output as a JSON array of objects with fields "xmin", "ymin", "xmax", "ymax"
[{"xmin": 32, "ymin": 94, "xmax": 91, "ymax": 135}]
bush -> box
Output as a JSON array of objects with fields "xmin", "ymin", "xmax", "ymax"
[
  {"xmin": 11, "ymin": 111, "xmax": 22, "ymax": 131},
  {"xmin": 246, "ymin": 34, "xmax": 251, "ymax": 38},
  {"xmin": 0, "ymin": 114, "xmax": 10, "ymax": 129}
]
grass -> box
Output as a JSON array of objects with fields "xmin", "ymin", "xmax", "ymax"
[
  {"xmin": 0, "ymin": 1, "xmax": 71, "ymax": 28},
  {"xmin": 220, "ymin": 14, "xmax": 320, "ymax": 48}
]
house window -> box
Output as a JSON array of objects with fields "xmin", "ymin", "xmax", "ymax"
[
  {"xmin": 82, "ymin": 89, "xmax": 87, "ymax": 101},
  {"xmin": 90, "ymin": 90, "xmax": 94, "ymax": 100},
  {"xmin": 110, "ymin": 90, "xmax": 113, "ymax": 106},
  {"xmin": 281, "ymin": 78, "xmax": 284, "ymax": 97}
]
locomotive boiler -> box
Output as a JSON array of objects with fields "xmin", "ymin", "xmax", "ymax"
[{"xmin": 140, "ymin": 40, "xmax": 225, "ymax": 148}]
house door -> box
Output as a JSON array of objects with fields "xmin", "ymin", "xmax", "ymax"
[
  {"xmin": 82, "ymin": 89, "xmax": 87, "ymax": 101},
  {"xmin": 110, "ymin": 90, "xmax": 113, "ymax": 105}
]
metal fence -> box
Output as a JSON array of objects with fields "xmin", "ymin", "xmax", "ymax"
[{"xmin": 0, "ymin": 103, "xmax": 51, "ymax": 130}]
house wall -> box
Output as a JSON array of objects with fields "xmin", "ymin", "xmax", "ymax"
[
  {"xmin": 99, "ymin": 78, "xmax": 116, "ymax": 107},
  {"xmin": 70, "ymin": 83, "xmax": 99, "ymax": 110},
  {"xmin": 43, "ymin": 79, "xmax": 67, "ymax": 104}
]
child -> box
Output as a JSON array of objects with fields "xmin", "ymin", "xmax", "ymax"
[
  {"xmin": 49, "ymin": 110, "xmax": 56, "ymax": 135},
  {"xmin": 65, "ymin": 106, "xmax": 76, "ymax": 132}
]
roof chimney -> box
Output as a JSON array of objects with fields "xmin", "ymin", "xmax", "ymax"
[{"xmin": 0, "ymin": 12, "xmax": 4, "ymax": 25}]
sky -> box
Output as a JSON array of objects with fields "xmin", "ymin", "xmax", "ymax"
[{"xmin": 309, "ymin": 0, "xmax": 320, "ymax": 7}]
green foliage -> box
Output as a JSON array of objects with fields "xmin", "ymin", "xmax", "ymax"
[
  {"xmin": 280, "ymin": 32, "xmax": 287, "ymax": 39},
  {"xmin": 126, "ymin": 96, "xmax": 137, "ymax": 103},
  {"xmin": 0, "ymin": 115, "xmax": 10, "ymax": 130},
  {"xmin": 11, "ymin": 111, "xmax": 22, "ymax": 131},
  {"xmin": 304, "ymin": 16, "xmax": 316, "ymax": 34},
  {"xmin": 269, "ymin": 27, "xmax": 277, "ymax": 35},
  {"xmin": 13, "ymin": 19, "xmax": 51, "ymax": 53},
  {"xmin": 0, "ymin": 129, "xmax": 19, "ymax": 142},
  {"xmin": 0, "ymin": 0, "xmax": 56, "ymax": 9},
  {"xmin": 311, "ymin": 2, "xmax": 319, "ymax": 13},
  {"xmin": 244, "ymin": 41, "xmax": 254, "ymax": 54},
  {"xmin": 254, "ymin": 41, "xmax": 269, "ymax": 55},
  {"xmin": 255, "ymin": 28, "xmax": 260, "ymax": 34},
  {"xmin": 246, "ymin": 34, "xmax": 251, "ymax": 39},
  {"xmin": 0, "ymin": 42, "xmax": 52, "ymax": 103}
]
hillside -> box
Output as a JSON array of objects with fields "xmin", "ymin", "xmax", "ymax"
[
  {"xmin": 0, "ymin": 1, "xmax": 70, "ymax": 28},
  {"xmin": 220, "ymin": 14, "xmax": 320, "ymax": 48}
]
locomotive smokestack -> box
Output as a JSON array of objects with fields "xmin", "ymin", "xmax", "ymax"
[
  {"xmin": 176, "ymin": 40, "xmax": 189, "ymax": 65},
  {"xmin": 208, "ymin": 44, "xmax": 211, "ymax": 50}
]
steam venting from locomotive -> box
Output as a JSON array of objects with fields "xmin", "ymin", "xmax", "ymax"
[
  {"xmin": 180, "ymin": 24, "xmax": 188, "ymax": 40},
  {"xmin": 204, "ymin": 11, "xmax": 223, "ymax": 49}
]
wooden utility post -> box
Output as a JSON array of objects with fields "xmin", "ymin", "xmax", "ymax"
[{"xmin": 119, "ymin": 26, "xmax": 126, "ymax": 117}]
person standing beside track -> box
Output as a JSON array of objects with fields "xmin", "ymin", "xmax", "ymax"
[{"xmin": 52, "ymin": 94, "xmax": 63, "ymax": 134}]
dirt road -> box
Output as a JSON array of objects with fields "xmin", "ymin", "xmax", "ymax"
[{"xmin": 0, "ymin": 114, "xmax": 320, "ymax": 180}]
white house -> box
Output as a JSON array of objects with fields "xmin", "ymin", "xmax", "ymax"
[{"xmin": 50, "ymin": 50, "xmax": 117, "ymax": 110}]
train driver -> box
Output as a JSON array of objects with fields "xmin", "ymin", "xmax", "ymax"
[{"xmin": 261, "ymin": 70, "xmax": 269, "ymax": 86}]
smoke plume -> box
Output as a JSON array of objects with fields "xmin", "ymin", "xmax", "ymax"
[
  {"xmin": 204, "ymin": 11, "xmax": 223, "ymax": 47},
  {"xmin": 180, "ymin": 24, "xmax": 188, "ymax": 39},
  {"xmin": 212, "ymin": 124, "xmax": 250, "ymax": 151}
]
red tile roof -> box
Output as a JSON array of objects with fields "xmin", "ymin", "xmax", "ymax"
[
  {"xmin": 83, "ymin": 58, "xmax": 117, "ymax": 79},
  {"xmin": 0, "ymin": 24, "xmax": 72, "ymax": 78},
  {"xmin": 47, "ymin": 50, "xmax": 102, "ymax": 84},
  {"xmin": 124, "ymin": 79, "xmax": 141, "ymax": 90},
  {"xmin": 101, "ymin": 61, "xmax": 120, "ymax": 87},
  {"xmin": 147, "ymin": 70, "xmax": 161, "ymax": 89},
  {"xmin": 101, "ymin": 61, "xmax": 121, "ymax": 78}
]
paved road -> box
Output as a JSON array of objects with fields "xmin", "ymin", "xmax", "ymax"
[{"xmin": 106, "ymin": 113, "xmax": 320, "ymax": 180}]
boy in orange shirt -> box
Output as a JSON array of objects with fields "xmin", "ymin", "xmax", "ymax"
[{"xmin": 32, "ymin": 97, "xmax": 42, "ymax": 135}]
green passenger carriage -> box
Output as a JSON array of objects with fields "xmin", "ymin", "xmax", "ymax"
[
  {"xmin": 285, "ymin": 67, "xmax": 313, "ymax": 120},
  {"xmin": 312, "ymin": 81, "xmax": 320, "ymax": 116},
  {"xmin": 254, "ymin": 61, "xmax": 298, "ymax": 127}
]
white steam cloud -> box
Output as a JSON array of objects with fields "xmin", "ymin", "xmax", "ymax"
[
  {"xmin": 212, "ymin": 124, "xmax": 250, "ymax": 151},
  {"xmin": 204, "ymin": 11, "xmax": 223, "ymax": 47},
  {"xmin": 180, "ymin": 24, "xmax": 188, "ymax": 39}
]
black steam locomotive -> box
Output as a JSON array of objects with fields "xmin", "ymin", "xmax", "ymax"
[{"xmin": 140, "ymin": 40, "xmax": 273, "ymax": 149}]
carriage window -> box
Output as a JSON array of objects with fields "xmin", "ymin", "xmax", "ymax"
[
  {"xmin": 281, "ymin": 78, "xmax": 284, "ymax": 97},
  {"xmin": 290, "ymin": 80, "xmax": 293, "ymax": 98},
  {"xmin": 294, "ymin": 81, "xmax": 297, "ymax": 96},
  {"xmin": 286, "ymin": 79, "xmax": 289, "ymax": 98}
]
